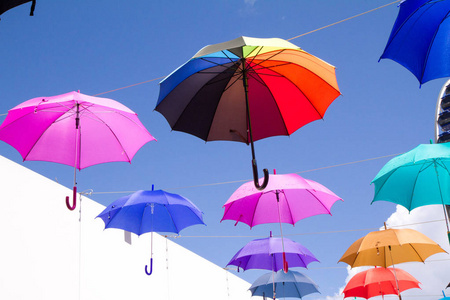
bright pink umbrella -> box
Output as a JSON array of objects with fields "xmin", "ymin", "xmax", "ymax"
[
  {"xmin": 0, "ymin": 91, "xmax": 156, "ymax": 209},
  {"xmin": 222, "ymin": 172, "xmax": 342, "ymax": 271}
]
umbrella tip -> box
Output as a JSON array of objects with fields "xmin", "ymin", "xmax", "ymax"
[
  {"xmin": 152, "ymin": 184, "xmax": 154, "ymax": 191},
  {"xmin": 273, "ymin": 169, "xmax": 276, "ymax": 175},
  {"xmin": 270, "ymin": 231, "xmax": 272, "ymax": 237}
]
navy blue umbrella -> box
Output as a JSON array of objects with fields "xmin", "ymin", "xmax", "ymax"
[
  {"xmin": 0, "ymin": 0, "xmax": 36, "ymax": 17},
  {"xmin": 97, "ymin": 188, "xmax": 205, "ymax": 275},
  {"xmin": 380, "ymin": 0, "xmax": 450, "ymax": 85}
]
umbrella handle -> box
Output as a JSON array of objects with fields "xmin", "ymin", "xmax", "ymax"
[
  {"xmin": 145, "ymin": 258, "xmax": 153, "ymax": 275},
  {"xmin": 252, "ymin": 159, "xmax": 269, "ymax": 190},
  {"xmin": 282, "ymin": 252, "xmax": 288, "ymax": 273},
  {"xmin": 65, "ymin": 186, "xmax": 77, "ymax": 211}
]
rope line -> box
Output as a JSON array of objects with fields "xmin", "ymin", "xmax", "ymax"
[{"xmin": 92, "ymin": 152, "xmax": 402, "ymax": 195}]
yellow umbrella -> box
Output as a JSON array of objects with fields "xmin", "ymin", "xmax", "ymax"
[{"xmin": 339, "ymin": 224, "xmax": 446, "ymax": 268}]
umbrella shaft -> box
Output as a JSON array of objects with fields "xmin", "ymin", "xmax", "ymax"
[{"xmin": 241, "ymin": 60, "xmax": 256, "ymax": 160}]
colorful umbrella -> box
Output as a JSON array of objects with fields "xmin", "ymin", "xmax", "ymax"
[
  {"xmin": 249, "ymin": 269, "xmax": 320, "ymax": 300},
  {"xmin": 0, "ymin": 91, "xmax": 155, "ymax": 210},
  {"xmin": 379, "ymin": 0, "xmax": 450, "ymax": 85},
  {"xmin": 343, "ymin": 267, "xmax": 421, "ymax": 300},
  {"xmin": 226, "ymin": 232, "xmax": 319, "ymax": 272},
  {"xmin": 0, "ymin": 0, "xmax": 35, "ymax": 17},
  {"xmin": 222, "ymin": 171, "xmax": 342, "ymax": 271},
  {"xmin": 371, "ymin": 143, "xmax": 450, "ymax": 241},
  {"xmin": 155, "ymin": 36, "xmax": 340, "ymax": 190},
  {"xmin": 339, "ymin": 224, "xmax": 446, "ymax": 268},
  {"xmin": 97, "ymin": 187, "xmax": 205, "ymax": 275}
]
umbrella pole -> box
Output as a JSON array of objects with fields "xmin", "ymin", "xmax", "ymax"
[
  {"xmin": 241, "ymin": 60, "xmax": 269, "ymax": 191},
  {"xmin": 66, "ymin": 103, "xmax": 81, "ymax": 211},
  {"xmin": 433, "ymin": 162, "xmax": 450, "ymax": 244},
  {"xmin": 388, "ymin": 245, "xmax": 402, "ymax": 300},
  {"xmin": 275, "ymin": 190, "xmax": 288, "ymax": 273},
  {"xmin": 145, "ymin": 204, "xmax": 155, "ymax": 275}
]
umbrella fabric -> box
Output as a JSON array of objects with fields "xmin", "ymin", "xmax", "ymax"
[
  {"xmin": 339, "ymin": 227, "xmax": 446, "ymax": 268},
  {"xmin": 249, "ymin": 269, "xmax": 320, "ymax": 299},
  {"xmin": 0, "ymin": 91, "xmax": 155, "ymax": 170},
  {"xmin": 372, "ymin": 143, "xmax": 450, "ymax": 210},
  {"xmin": 226, "ymin": 235, "xmax": 318, "ymax": 272},
  {"xmin": 96, "ymin": 189, "xmax": 205, "ymax": 235},
  {"xmin": 0, "ymin": 0, "xmax": 35, "ymax": 16},
  {"xmin": 343, "ymin": 267, "xmax": 420, "ymax": 299},
  {"xmin": 155, "ymin": 36, "xmax": 340, "ymax": 143},
  {"xmin": 380, "ymin": 0, "xmax": 450, "ymax": 84},
  {"xmin": 222, "ymin": 173, "xmax": 342, "ymax": 228}
]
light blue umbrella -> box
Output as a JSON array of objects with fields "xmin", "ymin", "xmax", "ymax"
[
  {"xmin": 440, "ymin": 290, "xmax": 450, "ymax": 300},
  {"xmin": 97, "ymin": 187, "xmax": 205, "ymax": 275},
  {"xmin": 371, "ymin": 143, "xmax": 450, "ymax": 242},
  {"xmin": 249, "ymin": 269, "xmax": 320, "ymax": 299}
]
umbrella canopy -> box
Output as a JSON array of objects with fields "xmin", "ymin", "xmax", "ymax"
[
  {"xmin": 343, "ymin": 267, "xmax": 420, "ymax": 299},
  {"xmin": 222, "ymin": 172, "xmax": 342, "ymax": 228},
  {"xmin": 97, "ymin": 189, "xmax": 205, "ymax": 235},
  {"xmin": 0, "ymin": 0, "xmax": 35, "ymax": 16},
  {"xmin": 371, "ymin": 143, "xmax": 450, "ymax": 240},
  {"xmin": 226, "ymin": 234, "xmax": 319, "ymax": 272},
  {"xmin": 155, "ymin": 36, "xmax": 340, "ymax": 190},
  {"xmin": 249, "ymin": 269, "xmax": 320, "ymax": 299},
  {"xmin": 339, "ymin": 226, "xmax": 446, "ymax": 268},
  {"xmin": 97, "ymin": 188, "xmax": 205, "ymax": 275},
  {"xmin": 0, "ymin": 91, "xmax": 155, "ymax": 210},
  {"xmin": 380, "ymin": 0, "xmax": 450, "ymax": 85}
]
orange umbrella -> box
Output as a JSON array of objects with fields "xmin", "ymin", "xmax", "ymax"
[
  {"xmin": 339, "ymin": 224, "xmax": 446, "ymax": 268},
  {"xmin": 343, "ymin": 267, "xmax": 420, "ymax": 299}
]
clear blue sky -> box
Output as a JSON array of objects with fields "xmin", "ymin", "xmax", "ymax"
[{"xmin": 1, "ymin": 1, "xmax": 448, "ymax": 298}]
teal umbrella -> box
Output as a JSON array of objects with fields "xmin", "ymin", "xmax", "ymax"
[{"xmin": 371, "ymin": 143, "xmax": 450, "ymax": 242}]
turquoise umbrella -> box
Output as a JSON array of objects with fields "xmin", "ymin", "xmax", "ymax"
[{"xmin": 371, "ymin": 143, "xmax": 450, "ymax": 242}]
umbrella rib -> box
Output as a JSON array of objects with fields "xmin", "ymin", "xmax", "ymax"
[
  {"xmin": 419, "ymin": 4, "xmax": 449, "ymax": 83},
  {"xmin": 305, "ymin": 189, "xmax": 333, "ymax": 215},
  {"xmin": 279, "ymin": 190, "xmax": 295, "ymax": 224}
]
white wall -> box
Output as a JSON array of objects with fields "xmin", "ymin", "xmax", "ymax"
[{"xmin": 0, "ymin": 155, "xmax": 252, "ymax": 300}]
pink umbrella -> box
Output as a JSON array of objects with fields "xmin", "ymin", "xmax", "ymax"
[
  {"xmin": 0, "ymin": 91, "xmax": 156, "ymax": 209},
  {"xmin": 222, "ymin": 172, "xmax": 342, "ymax": 272}
]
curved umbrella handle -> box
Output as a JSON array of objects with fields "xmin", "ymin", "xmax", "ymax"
[
  {"xmin": 65, "ymin": 186, "xmax": 77, "ymax": 211},
  {"xmin": 145, "ymin": 258, "xmax": 153, "ymax": 275},
  {"xmin": 252, "ymin": 159, "xmax": 269, "ymax": 190}
]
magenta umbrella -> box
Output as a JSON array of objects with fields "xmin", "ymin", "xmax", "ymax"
[
  {"xmin": 0, "ymin": 91, "xmax": 156, "ymax": 209},
  {"xmin": 222, "ymin": 172, "xmax": 342, "ymax": 271}
]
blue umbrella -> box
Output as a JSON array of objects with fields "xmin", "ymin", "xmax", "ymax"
[
  {"xmin": 249, "ymin": 269, "xmax": 320, "ymax": 300},
  {"xmin": 97, "ymin": 187, "xmax": 205, "ymax": 275},
  {"xmin": 440, "ymin": 290, "xmax": 450, "ymax": 300},
  {"xmin": 380, "ymin": 0, "xmax": 450, "ymax": 85}
]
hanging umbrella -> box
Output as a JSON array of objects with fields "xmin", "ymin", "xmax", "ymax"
[
  {"xmin": 226, "ymin": 232, "xmax": 319, "ymax": 272},
  {"xmin": 0, "ymin": 0, "xmax": 35, "ymax": 17},
  {"xmin": 371, "ymin": 143, "xmax": 450, "ymax": 242},
  {"xmin": 441, "ymin": 290, "xmax": 450, "ymax": 300},
  {"xmin": 155, "ymin": 36, "xmax": 340, "ymax": 190},
  {"xmin": 338, "ymin": 223, "xmax": 446, "ymax": 268},
  {"xmin": 343, "ymin": 267, "xmax": 421, "ymax": 300},
  {"xmin": 97, "ymin": 187, "xmax": 205, "ymax": 275},
  {"xmin": 379, "ymin": 0, "xmax": 450, "ymax": 85},
  {"xmin": 222, "ymin": 171, "xmax": 342, "ymax": 272},
  {"xmin": 0, "ymin": 91, "xmax": 155, "ymax": 210},
  {"xmin": 249, "ymin": 269, "xmax": 320, "ymax": 300}
]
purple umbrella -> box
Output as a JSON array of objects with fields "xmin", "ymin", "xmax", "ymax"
[
  {"xmin": 222, "ymin": 172, "xmax": 341, "ymax": 271},
  {"xmin": 0, "ymin": 91, "xmax": 156, "ymax": 210},
  {"xmin": 226, "ymin": 232, "xmax": 319, "ymax": 272}
]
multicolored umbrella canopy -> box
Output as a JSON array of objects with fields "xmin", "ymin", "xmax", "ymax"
[
  {"xmin": 0, "ymin": 91, "xmax": 156, "ymax": 209},
  {"xmin": 155, "ymin": 36, "xmax": 340, "ymax": 190},
  {"xmin": 343, "ymin": 267, "xmax": 421, "ymax": 299},
  {"xmin": 339, "ymin": 225, "xmax": 446, "ymax": 268},
  {"xmin": 371, "ymin": 143, "xmax": 450, "ymax": 240},
  {"xmin": 0, "ymin": 0, "xmax": 35, "ymax": 17},
  {"xmin": 226, "ymin": 233, "xmax": 319, "ymax": 272},
  {"xmin": 249, "ymin": 269, "xmax": 320, "ymax": 300},
  {"xmin": 97, "ymin": 188, "xmax": 205, "ymax": 275},
  {"xmin": 380, "ymin": 0, "xmax": 450, "ymax": 85}
]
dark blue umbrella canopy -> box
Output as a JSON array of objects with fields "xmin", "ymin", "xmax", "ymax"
[
  {"xmin": 97, "ymin": 189, "xmax": 205, "ymax": 235},
  {"xmin": 380, "ymin": 0, "xmax": 450, "ymax": 84}
]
